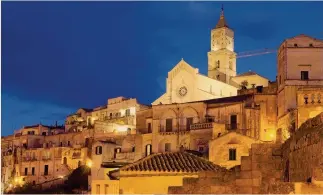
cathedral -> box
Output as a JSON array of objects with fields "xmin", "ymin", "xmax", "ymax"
[
  {"xmin": 2, "ymin": 7, "xmax": 323, "ymax": 195},
  {"xmin": 153, "ymin": 7, "xmax": 269, "ymax": 105}
]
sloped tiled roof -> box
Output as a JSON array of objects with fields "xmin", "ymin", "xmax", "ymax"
[
  {"xmin": 235, "ymin": 71, "xmax": 258, "ymax": 77},
  {"xmin": 203, "ymin": 94, "xmax": 253, "ymax": 105},
  {"xmin": 120, "ymin": 152, "xmax": 225, "ymax": 173}
]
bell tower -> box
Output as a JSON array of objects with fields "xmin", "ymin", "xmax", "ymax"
[{"xmin": 208, "ymin": 6, "xmax": 237, "ymax": 84}]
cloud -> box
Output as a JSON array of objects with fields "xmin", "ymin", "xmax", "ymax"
[{"xmin": 1, "ymin": 93, "xmax": 75, "ymax": 136}]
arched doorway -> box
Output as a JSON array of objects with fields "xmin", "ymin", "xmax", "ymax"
[{"xmin": 63, "ymin": 157, "xmax": 67, "ymax": 165}]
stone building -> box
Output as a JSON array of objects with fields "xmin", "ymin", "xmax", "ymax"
[
  {"xmin": 1, "ymin": 124, "xmax": 90, "ymax": 191},
  {"xmin": 152, "ymin": 8, "xmax": 270, "ymax": 106},
  {"xmin": 277, "ymin": 34, "xmax": 323, "ymax": 141}
]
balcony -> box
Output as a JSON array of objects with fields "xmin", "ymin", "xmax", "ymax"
[
  {"xmin": 42, "ymin": 156, "xmax": 51, "ymax": 161},
  {"xmin": 115, "ymin": 152, "xmax": 135, "ymax": 160},
  {"xmin": 136, "ymin": 129, "xmax": 152, "ymax": 134},
  {"xmin": 190, "ymin": 122, "xmax": 213, "ymax": 130},
  {"xmin": 72, "ymin": 153, "xmax": 82, "ymax": 159},
  {"xmin": 159, "ymin": 125, "xmax": 190, "ymax": 135},
  {"xmin": 103, "ymin": 115, "xmax": 135, "ymax": 125}
]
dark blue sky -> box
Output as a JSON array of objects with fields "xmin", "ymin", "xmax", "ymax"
[{"xmin": 2, "ymin": 2, "xmax": 323, "ymax": 135}]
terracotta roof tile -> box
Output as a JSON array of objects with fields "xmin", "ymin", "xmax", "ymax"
[{"xmin": 120, "ymin": 152, "xmax": 225, "ymax": 173}]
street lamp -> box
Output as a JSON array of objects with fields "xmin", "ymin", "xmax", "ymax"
[{"xmin": 86, "ymin": 160, "xmax": 92, "ymax": 168}]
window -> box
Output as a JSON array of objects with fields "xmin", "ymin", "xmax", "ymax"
[
  {"xmin": 147, "ymin": 123, "xmax": 152, "ymax": 133},
  {"xmin": 67, "ymin": 141, "xmax": 70, "ymax": 146},
  {"xmin": 32, "ymin": 167, "xmax": 35, "ymax": 175},
  {"xmin": 279, "ymin": 75, "xmax": 282, "ymax": 85},
  {"xmin": 63, "ymin": 157, "xmax": 67, "ymax": 164},
  {"xmin": 198, "ymin": 146, "xmax": 204, "ymax": 152},
  {"xmin": 104, "ymin": 184, "xmax": 109, "ymax": 194},
  {"xmin": 42, "ymin": 132, "xmax": 46, "ymax": 136},
  {"xmin": 230, "ymin": 115, "xmax": 237, "ymax": 130},
  {"xmin": 216, "ymin": 75, "xmax": 220, "ymax": 80},
  {"xmin": 60, "ymin": 142, "xmax": 63, "ymax": 147},
  {"xmin": 216, "ymin": 60, "xmax": 220, "ymax": 68},
  {"xmin": 165, "ymin": 143, "xmax": 171, "ymax": 152},
  {"xmin": 256, "ymin": 86, "xmax": 263, "ymax": 93},
  {"xmin": 125, "ymin": 109, "xmax": 130, "ymax": 117},
  {"xmin": 166, "ymin": 119, "xmax": 172, "ymax": 132},
  {"xmin": 301, "ymin": 71, "xmax": 309, "ymax": 80},
  {"xmin": 114, "ymin": 148, "xmax": 121, "ymax": 159},
  {"xmin": 309, "ymin": 43, "xmax": 313, "ymax": 47},
  {"xmin": 229, "ymin": 149, "xmax": 236, "ymax": 161},
  {"xmin": 294, "ymin": 43, "xmax": 298, "ymax": 47},
  {"xmin": 25, "ymin": 168, "xmax": 28, "ymax": 176},
  {"xmin": 186, "ymin": 117, "xmax": 193, "ymax": 130},
  {"xmin": 78, "ymin": 161, "xmax": 81, "ymax": 167},
  {"xmin": 95, "ymin": 146, "xmax": 102, "ymax": 155},
  {"xmin": 32, "ymin": 181, "xmax": 36, "ymax": 185},
  {"xmin": 44, "ymin": 165, "xmax": 49, "ymax": 175},
  {"xmin": 132, "ymin": 147, "xmax": 135, "ymax": 152},
  {"xmin": 96, "ymin": 184, "xmax": 100, "ymax": 194},
  {"xmin": 145, "ymin": 144, "xmax": 152, "ymax": 156}
]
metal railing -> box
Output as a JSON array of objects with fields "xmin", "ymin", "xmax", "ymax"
[
  {"xmin": 42, "ymin": 156, "xmax": 51, "ymax": 161},
  {"xmin": 190, "ymin": 122, "xmax": 213, "ymax": 130}
]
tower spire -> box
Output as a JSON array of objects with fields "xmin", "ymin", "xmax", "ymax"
[
  {"xmin": 221, "ymin": 4, "xmax": 224, "ymax": 16},
  {"xmin": 215, "ymin": 5, "xmax": 229, "ymax": 29}
]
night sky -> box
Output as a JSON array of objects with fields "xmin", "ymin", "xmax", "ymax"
[{"xmin": 2, "ymin": 2, "xmax": 323, "ymax": 136}]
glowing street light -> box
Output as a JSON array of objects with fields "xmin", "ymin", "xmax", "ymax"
[{"xmin": 86, "ymin": 160, "xmax": 92, "ymax": 168}]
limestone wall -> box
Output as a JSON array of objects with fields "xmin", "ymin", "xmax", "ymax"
[{"xmin": 282, "ymin": 112, "xmax": 323, "ymax": 182}]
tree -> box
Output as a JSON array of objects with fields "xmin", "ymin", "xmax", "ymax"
[
  {"xmin": 240, "ymin": 80, "xmax": 248, "ymax": 89},
  {"xmin": 66, "ymin": 165, "xmax": 90, "ymax": 191}
]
